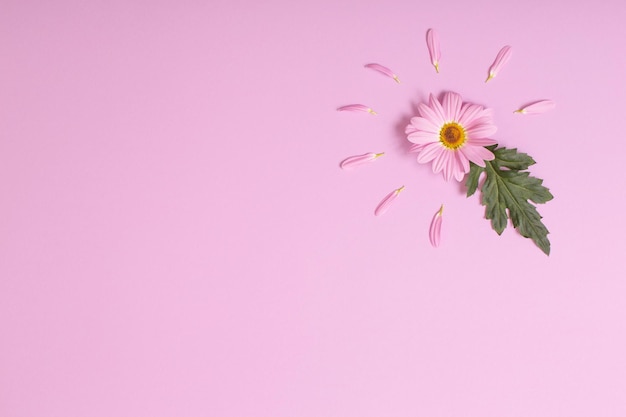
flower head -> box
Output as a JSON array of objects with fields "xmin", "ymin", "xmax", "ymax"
[{"xmin": 405, "ymin": 92, "xmax": 498, "ymax": 181}]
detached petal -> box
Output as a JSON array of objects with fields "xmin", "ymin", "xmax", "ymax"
[
  {"xmin": 374, "ymin": 186, "xmax": 405, "ymax": 216},
  {"xmin": 426, "ymin": 29, "xmax": 441, "ymax": 73},
  {"xmin": 337, "ymin": 104, "xmax": 377, "ymax": 115},
  {"xmin": 340, "ymin": 152, "xmax": 384, "ymax": 170},
  {"xmin": 486, "ymin": 45, "xmax": 512, "ymax": 82},
  {"xmin": 429, "ymin": 205, "xmax": 444, "ymax": 247},
  {"xmin": 515, "ymin": 100, "xmax": 556, "ymax": 114},
  {"xmin": 365, "ymin": 63, "xmax": 400, "ymax": 83}
]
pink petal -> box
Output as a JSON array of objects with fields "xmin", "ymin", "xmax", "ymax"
[
  {"xmin": 480, "ymin": 108, "xmax": 495, "ymax": 118},
  {"xmin": 340, "ymin": 152, "xmax": 384, "ymax": 170},
  {"xmin": 417, "ymin": 101, "xmax": 444, "ymax": 127},
  {"xmin": 442, "ymin": 92, "xmax": 462, "ymax": 122},
  {"xmin": 466, "ymin": 122, "xmax": 495, "ymax": 136},
  {"xmin": 409, "ymin": 116, "xmax": 440, "ymax": 133},
  {"xmin": 428, "ymin": 94, "xmax": 447, "ymax": 126},
  {"xmin": 464, "ymin": 108, "xmax": 495, "ymax": 129},
  {"xmin": 426, "ymin": 29, "xmax": 441, "ymax": 73},
  {"xmin": 465, "ymin": 123, "xmax": 497, "ymax": 139},
  {"xmin": 459, "ymin": 144, "xmax": 495, "ymax": 167},
  {"xmin": 429, "ymin": 205, "xmax": 444, "ymax": 247},
  {"xmin": 445, "ymin": 151, "xmax": 466, "ymax": 182},
  {"xmin": 408, "ymin": 143, "xmax": 425, "ymax": 153},
  {"xmin": 432, "ymin": 148, "xmax": 449, "ymax": 174},
  {"xmin": 365, "ymin": 63, "xmax": 400, "ymax": 83},
  {"xmin": 337, "ymin": 104, "xmax": 377, "ymax": 115},
  {"xmin": 515, "ymin": 100, "xmax": 556, "ymax": 114},
  {"xmin": 405, "ymin": 125, "xmax": 418, "ymax": 135},
  {"xmin": 407, "ymin": 130, "xmax": 439, "ymax": 144},
  {"xmin": 457, "ymin": 104, "xmax": 485, "ymax": 127},
  {"xmin": 466, "ymin": 137, "xmax": 498, "ymax": 146},
  {"xmin": 456, "ymin": 149, "xmax": 470, "ymax": 174},
  {"xmin": 442, "ymin": 152, "xmax": 455, "ymax": 182},
  {"xmin": 416, "ymin": 142, "xmax": 444, "ymax": 164},
  {"xmin": 374, "ymin": 186, "xmax": 405, "ymax": 216},
  {"xmin": 486, "ymin": 45, "xmax": 512, "ymax": 82}
]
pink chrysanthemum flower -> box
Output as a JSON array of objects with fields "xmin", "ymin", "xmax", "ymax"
[{"xmin": 405, "ymin": 92, "xmax": 498, "ymax": 182}]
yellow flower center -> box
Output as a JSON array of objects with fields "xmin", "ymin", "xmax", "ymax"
[{"xmin": 439, "ymin": 122, "xmax": 466, "ymax": 149}]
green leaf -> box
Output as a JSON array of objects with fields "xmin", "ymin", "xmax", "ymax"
[
  {"xmin": 491, "ymin": 147, "xmax": 536, "ymax": 171},
  {"xmin": 465, "ymin": 162, "xmax": 483, "ymax": 197},
  {"xmin": 467, "ymin": 146, "xmax": 554, "ymax": 255}
]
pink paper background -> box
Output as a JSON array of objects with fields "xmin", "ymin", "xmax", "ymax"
[{"xmin": 2, "ymin": 0, "xmax": 626, "ymax": 416}]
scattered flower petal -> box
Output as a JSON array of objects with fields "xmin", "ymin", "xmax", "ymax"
[
  {"xmin": 426, "ymin": 29, "xmax": 441, "ymax": 73},
  {"xmin": 514, "ymin": 100, "xmax": 556, "ymax": 114},
  {"xmin": 486, "ymin": 45, "xmax": 512, "ymax": 83},
  {"xmin": 374, "ymin": 186, "xmax": 405, "ymax": 216},
  {"xmin": 365, "ymin": 63, "xmax": 400, "ymax": 83},
  {"xmin": 340, "ymin": 152, "xmax": 384, "ymax": 170},
  {"xmin": 429, "ymin": 204, "xmax": 444, "ymax": 247},
  {"xmin": 337, "ymin": 104, "xmax": 377, "ymax": 115},
  {"xmin": 405, "ymin": 92, "xmax": 497, "ymax": 181}
]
